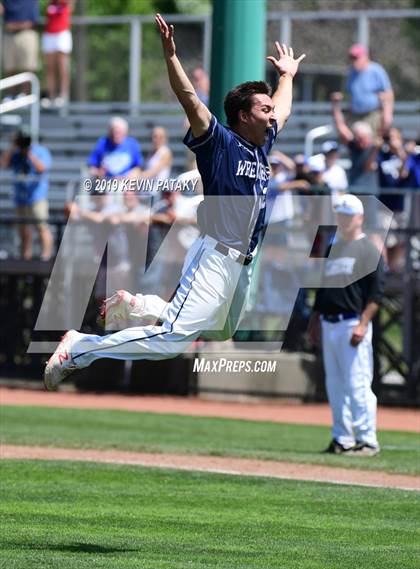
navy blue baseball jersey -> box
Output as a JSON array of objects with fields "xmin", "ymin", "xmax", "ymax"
[{"xmin": 184, "ymin": 115, "xmax": 278, "ymax": 254}]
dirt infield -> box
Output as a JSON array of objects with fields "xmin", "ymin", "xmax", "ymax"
[
  {"xmin": 1, "ymin": 387, "xmax": 419, "ymax": 431},
  {"xmin": 1, "ymin": 387, "xmax": 419, "ymax": 491},
  {"xmin": 2, "ymin": 444, "xmax": 419, "ymax": 491}
]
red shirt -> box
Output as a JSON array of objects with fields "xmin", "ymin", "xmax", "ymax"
[{"xmin": 45, "ymin": 1, "xmax": 71, "ymax": 34}]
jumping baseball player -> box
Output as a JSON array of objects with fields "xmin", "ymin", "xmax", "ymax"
[
  {"xmin": 44, "ymin": 13, "xmax": 306, "ymax": 389},
  {"xmin": 308, "ymin": 194, "xmax": 384, "ymax": 456}
]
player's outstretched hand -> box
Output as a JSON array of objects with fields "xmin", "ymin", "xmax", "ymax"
[
  {"xmin": 266, "ymin": 42, "xmax": 305, "ymax": 79},
  {"xmin": 155, "ymin": 13, "xmax": 176, "ymax": 58}
]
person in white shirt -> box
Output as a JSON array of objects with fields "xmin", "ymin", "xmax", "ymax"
[
  {"xmin": 321, "ymin": 141, "xmax": 348, "ymax": 197},
  {"xmin": 138, "ymin": 126, "xmax": 173, "ymax": 193}
]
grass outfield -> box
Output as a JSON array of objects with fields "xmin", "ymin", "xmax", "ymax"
[
  {"xmin": 1, "ymin": 405, "xmax": 419, "ymax": 475},
  {"xmin": 1, "ymin": 460, "xmax": 419, "ymax": 569}
]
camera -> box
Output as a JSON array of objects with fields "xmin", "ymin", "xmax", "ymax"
[{"xmin": 16, "ymin": 133, "xmax": 32, "ymax": 150}]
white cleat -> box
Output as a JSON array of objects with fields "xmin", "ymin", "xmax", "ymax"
[
  {"xmin": 44, "ymin": 330, "xmax": 83, "ymax": 391},
  {"xmin": 100, "ymin": 290, "xmax": 146, "ymax": 325},
  {"xmin": 346, "ymin": 443, "xmax": 381, "ymax": 457}
]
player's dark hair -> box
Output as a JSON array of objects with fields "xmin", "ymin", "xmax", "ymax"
[{"xmin": 224, "ymin": 81, "xmax": 272, "ymax": 127}]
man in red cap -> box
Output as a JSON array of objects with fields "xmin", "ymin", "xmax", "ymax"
[{"xmin": 331, "ymin": 44, "xmax": 393, "ymax": 136}]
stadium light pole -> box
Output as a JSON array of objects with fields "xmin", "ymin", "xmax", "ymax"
[{"xmin": 209, "ymin": 0, "xmax": 266, "ymax": 123}]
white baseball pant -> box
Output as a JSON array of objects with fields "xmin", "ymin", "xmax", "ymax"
[
  {"xmin": 71, "ymin": 235, "xmax": 252, "ymax": 368},
  {"xmin": 321, "ymin": 318, "xmax": 378, "ymax": 448}
]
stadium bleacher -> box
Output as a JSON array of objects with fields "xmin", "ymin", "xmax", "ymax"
[{"xmin": 0, "ymin": 101, "xmax": 419, "ymax": 212}]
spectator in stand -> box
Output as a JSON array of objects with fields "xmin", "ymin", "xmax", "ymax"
[
  {"xmin": 0, "ymin": 131, "xmax": 53, "ymax": 261},
  {"xmin": 69, "ymin": 192, "xmax": 132, "ymax": 301},
  {"xmin": 400, "ymin": 140, "xmax": 420, "ymax": 230},
  {"xmin": 87, "ymin": 117, "xmax": 144, "ymax": 181},
  {"xmin": 265, "ymin": 152, "xmax": 296, "ymax": 247},
  {"xmin": 183, "ymin": 67, "xmax": 210, "ymax": 129},
  {"xmin": 377, "ymin": 129, "xmax": 408, "ymax": 210},
  {"xmin": 113, "ymin": 191, "xmax": 150, "ymax": 296},
  {"xmin": 140, "ymin": 191, "xmax": 180, "ymax": 297},
  {"xmin": 1, "ymin": 0, "xmax": 40, "ymax": 98},
  {"xmin": 191, "ymin": 67, "xmax": 210, "ymax": 106},
  {"xmin": 305, "ymin": 158, "xmax": 332, "ymax": 252},
  {"xmin": 292, "ymin": 154, "xmax": 316, "ymax": 188},
  {"xmin": 336, "ymin": 43, "xmax": 393, "ymax": 136},
  {"xmin": 41, "ymin": 0, "xmax": 74, "ymax": 108},
  {"xmin": 331, "ymin": 92, "xmax": 378, "ymax": 192},
  {"xmin": 172, "ymin": 156, "xmax": 203, "ymax": 252},
  {"xmin": 331, "ymin": 92, "xmax": 391, "ymax": 256},
  {"xmin": 137, "ymin": 126, "xmax": 172, "ymax": 193},
  {"xmin": 321, "ymin": 141, "xmax": 348, "ymax": 197},
  {"xmin": 374, "ymin": 128, "xmax": 409, "ymax": 271},
  {"xmin": 400, "ymin": 139, "xmax": 420, "ymax": 189}
]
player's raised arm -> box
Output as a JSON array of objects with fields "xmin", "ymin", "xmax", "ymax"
[
  {"xmin": 267, "ymin": 42, "xmax": 306, "ymax": 131},
  {"xmin": 155, "ymin": 14, "xmax": 211, "ymax": 138}
]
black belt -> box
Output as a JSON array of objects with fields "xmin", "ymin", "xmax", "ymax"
[
  {"xmin": 215, "ymin": 242, "xmax": 253, "ymax": 265},
  {"xmin": 322, "ymin": 313, "xmax": 359, "ymax": 323}
]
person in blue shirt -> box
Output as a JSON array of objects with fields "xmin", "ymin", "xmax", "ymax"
[
  {"xmin": 87, "ymin": 116, "xmax": 144, "ymax": 179},
  {"xmin": 1, "ymin": 131, "xmax": 53, "ymax": 260},
  {"xmin": 375, "ymin": 128, "xmax": 410, "ymax": 271},
  {"xmin": 44, "ymin": 13, "xmax": 306, "ymax": 389},
  {"xmin": 332, "ymin": 44, "xmax": 393, "ymax": 137},
  {"xmin": 401, "ymin": 141, "xmax": 420, "ymax": 189}
]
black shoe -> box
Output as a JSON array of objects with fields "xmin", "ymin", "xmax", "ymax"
[
  {"xmin": 323, "ymin": 439, "xmax": 354, "ymax": 455},
  {"xmin": 347, "ymin": 442, "xmax": 380, "ymax": 457}
]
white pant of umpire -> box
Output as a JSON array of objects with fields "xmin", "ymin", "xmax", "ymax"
[
  {"xmin": 71, "ymin": 235, "xmax": 252, "ymax": 368},
  {"xmin": 321, "ymin": 318, "xmax": 378, "ymax": 448}
]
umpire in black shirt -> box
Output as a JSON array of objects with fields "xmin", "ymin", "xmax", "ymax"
[{"xmin": 308, "ymin": 194, "xmax": 384, "ymax": 456}]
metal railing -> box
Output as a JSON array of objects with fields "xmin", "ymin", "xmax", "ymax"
[
  {"xmin": 0, "ymin": 73, "xmax": 41, "ymax": 142},
  {"xmin": 51, "ymin": 8, "xmax": 420, "ymax": 106},
  {"xmin": 304, "ymin": 125, "xmax": 334, "ymax": 158},
  {"xmin": 0, "ymin": 10, "xmax": 419, "ymax": 108}
]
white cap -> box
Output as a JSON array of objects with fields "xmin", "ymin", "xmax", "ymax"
[
  {"xmin": 308, "ymin": 154, "xmax": 325, "ymax": 173},
  {"xmin": 322, "ymin": 140, "xmax": 339, "ymax": 154},
  {"xmin": 334, "ymin": 194, "xmax": 364, "ymax": 216}
]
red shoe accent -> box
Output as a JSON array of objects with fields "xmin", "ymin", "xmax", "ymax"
[{"xmin": 58, "ymin": 350, "xmax": 69, "ymax": 366}]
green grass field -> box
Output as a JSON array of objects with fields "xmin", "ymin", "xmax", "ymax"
[
  {"xmin": 1, "ymin": 405, "xmax": 419, "ymax": 475},
  {"xmin": 1, "ymin": 404, "xmax": 419, "ymax": 568},
  {"xmin": 1, "ymin": 460, "xmax": 419, "ymax": 569}
]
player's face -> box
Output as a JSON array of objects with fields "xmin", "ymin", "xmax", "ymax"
[
  {"xmin": 244, "ymin": 94, "xmax": 275, "ymax": 146},
  {"xmin": 336, "ymin": 213, "xmax": 363, "ymax": 239}
]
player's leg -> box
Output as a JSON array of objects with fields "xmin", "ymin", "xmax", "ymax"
[
  {"xmin": 341, "ymin": 321, "xmax": 378, "ymax": 449},
  {"xmin": 71, "ymin": 246, "xmax": 238, "ymax": 367},
  {"xmin": 45, "ymin": 242, "xmax": 242, "ymax": 388},
  {"xmin": 321, "ymin": 320, "xmax": 355, "ymax": 450},
  {"xmin": 203, "ymin": 262, "xmax": 251, "ymax": 341},
  {"xmin": 101, "ymin": 236, "xmax": 204, "ymax": 324}
]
